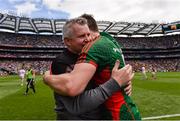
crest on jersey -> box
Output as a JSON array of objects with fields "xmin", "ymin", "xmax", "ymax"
[{"xmin": 113, "ymin": 48, "xmax": 122, "ymax": 54}]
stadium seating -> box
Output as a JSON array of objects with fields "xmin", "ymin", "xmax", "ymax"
[{"xmin": 0, "ymin": 13, "xmax": 179, "ymax": 75}]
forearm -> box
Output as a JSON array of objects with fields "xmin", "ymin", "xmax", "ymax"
[
  {"xmin": 61, "ymin": 78, "xmax": 121, "ymax": 115},
  {"xmin": 44, "ymin": 64, "xmax": 96, "ymax": 96},
  {"xmin": 44, "ymin": 73, "xmax": 72, "ymax": 96},
  {"xmin": 44, "ymin": 72, "xmax": 86, "ymax": 96}
]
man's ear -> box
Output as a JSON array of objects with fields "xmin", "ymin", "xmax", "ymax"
[{"xmin": 64, "ymin": 38, "xmax": 71, "ymax": 47}]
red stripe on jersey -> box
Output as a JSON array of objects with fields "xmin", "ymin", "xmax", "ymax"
[
  {"xmin": 77, "ymin": 52, "xmax": 87, "ymax": 63},
  {"xmin": 89, "ymin": 60, "xmax": 98, "ymax": 68},
  {"xmin": 93, "ymin": 66, "xmax": 111, "ymax": 85},
  {"xmin": 93, "ymin": 66, "xmax": 132, "ymax": 120},
  {"xmin": 105, "ymin": 91, "xmax": 125, "ymax": 120}
]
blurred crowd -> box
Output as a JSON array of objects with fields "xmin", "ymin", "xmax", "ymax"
[
  {"xmin": 0, "ymin": 61, "xmax": 51, "ymax": 76},
  {"xmin": 0, "ymin": 32, "xmax": 180, "ymax": 76},
  {"xmin": 0, "ymin": 32, "xmax": 64, "ymax": 47},
  {"xmin": 0, "ymin": 58, "xmax": 179, "ymax": 76},
  {"xmin": 0, "ymin": 32, "xmax": 180, "ymax": 48},
  {"xmin": 126, "ymin": 59, "xmax": 180, "ymax": 72},
  {"xmin": 116, "ymin": 34, "xmax": 180, "ymax": 49}
]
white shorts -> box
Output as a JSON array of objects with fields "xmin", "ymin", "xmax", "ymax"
[{"xmin": 19, "ymin": 75, "xmax": 25, "ymax": 79}]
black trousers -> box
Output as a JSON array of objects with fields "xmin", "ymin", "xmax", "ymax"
[{"xmin": 26, "ymin": 78, "xmax": 35, "ymax": 93}]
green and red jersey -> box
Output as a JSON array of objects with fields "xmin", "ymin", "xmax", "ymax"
[{"xmin": 77, "ymin": 32, "xmax": 141, "ymax": 120}]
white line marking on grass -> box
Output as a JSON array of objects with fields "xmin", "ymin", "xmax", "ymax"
[{"xmin": 143, "ymin": 114, "xmax": 180, "ymax": 120}]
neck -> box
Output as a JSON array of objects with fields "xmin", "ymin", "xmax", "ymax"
[
  {"xmin": 91, "ymin": 31, "xmax": 100, "ymax": 41},
  {"xmin": 91, "ymin": 32, "xmax": 100, "ymax": 37},
  {"xmin": 67, "ymin": 47, "xmax": 79, "ymax": 54}
]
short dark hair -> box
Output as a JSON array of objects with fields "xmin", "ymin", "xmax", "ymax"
[{"xmin": 80, "ymin": 14, "xmax": 99, "ymax": 32}]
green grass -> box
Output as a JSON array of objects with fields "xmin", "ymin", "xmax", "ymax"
[
  {"xmin": 0, "ymin": 76, "xmax": 20, "ymax": 99},
  {"xmin": 0, "ymin": 72, "xmax": 180, "ymax": 120},
  {"xmin": 132, "ymin": 72, "xmax": 180, "ymax": 119},
  {"xmin": 0, "ymin": 75, "xmax": 56, "ymax": 120}
]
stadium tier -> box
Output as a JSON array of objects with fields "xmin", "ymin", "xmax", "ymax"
[
  {"xmin": 0, "ymin": 13, "xmax": 163, "ymax": 36},
  {"xmin": 0, "ymin": 13, "xmax": 180, "ymax": 75}
]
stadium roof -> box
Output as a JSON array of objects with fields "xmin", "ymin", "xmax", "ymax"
[{"xmin": 0, "ymin": 13, "xmax": 166, "ymax": 36}]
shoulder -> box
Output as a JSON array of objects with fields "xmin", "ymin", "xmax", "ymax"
[
  {"xmin": 53, "ymin": 49, "xmax": 78, "ymax": 65},
  {"xmin": 51, "ymin": 54, "xmax": 66, "ymax": 69},
  {"xmin": 100, "ymin": 32, "xmax": 115, "ymax": 41},
  {"xmin": 52, "ymin": 50, "xmax": 67, "ymax": 64}
]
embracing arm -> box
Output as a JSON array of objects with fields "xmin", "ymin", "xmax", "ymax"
[
  {"xmin": 45, "ymin": 60, "xmax": 133, "ymax": 114},
  {"xmin": 61, "ymin": 60, "xmax": 133, "ymax": 114},
  {"xmin": 43, "ymin": 63, "xmax": 96, "ymax": 96},
  {"xmin": 61, "ymin": 78, "xmax": 121, "ymax": 115}
]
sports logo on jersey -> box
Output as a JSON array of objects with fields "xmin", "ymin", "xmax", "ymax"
[{"xmin": 113, "ymin": 48, "xmax": 122, "ymax": 53}]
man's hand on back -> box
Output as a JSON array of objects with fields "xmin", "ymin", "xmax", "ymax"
[{"xmin": 111, "ymin": 60, "xmax": 134, "ymax": 88}]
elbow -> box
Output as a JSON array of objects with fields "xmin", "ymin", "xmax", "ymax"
[
  {"xmin": 66, "ymin": 87, "xmax": 80, "ymax": 97},
  {"xmin": 55, "ymin": 88, "xmax": 78, "ymax": 97},
  {"xmin": 43, "ymin": 71, "xmax": 51, "ymax": 85},
  {"xmin": 68, "ymin": 92, "xmax": 80, "ymax": 97},
  {"xmin": 43, "ymin": 74, "xmax": 50, "ymax": 85},
  {"xmin": 67, "ymin": 91, "xmax": 76, "ymax": 97}
]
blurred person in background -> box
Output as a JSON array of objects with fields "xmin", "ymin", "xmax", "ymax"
[
  {"xmin": 151, "ymin": 67, "xmax": 157, "ymax": 80},
  {"xmin": 18, "ymin": 64, "xmax": 26, "ymax": 86},
  {"xmin": 141, "ymin": 65, "xmax": 147, "ymax": 80},
  {"xmin": 25, "ymin": 64, "xmax": 36, "ymax": 95}
]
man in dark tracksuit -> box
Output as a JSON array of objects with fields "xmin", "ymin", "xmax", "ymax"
[{"xmin": 51, "ymin": 48, "xmax": 123, "ymax": 120}]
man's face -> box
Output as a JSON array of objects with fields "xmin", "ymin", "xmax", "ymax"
[{"xmin": 66, "ymin": 23, "xmax": 90, "ymax": 54}]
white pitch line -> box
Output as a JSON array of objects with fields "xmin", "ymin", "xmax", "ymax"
[{"xmin": 143, "ymin": 114, "xmax": 180, "ymax": 120}]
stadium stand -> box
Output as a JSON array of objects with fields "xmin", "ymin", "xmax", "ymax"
[{"xmin": 0, "ymin": 13, "xmax": 179, "ymax": 75}]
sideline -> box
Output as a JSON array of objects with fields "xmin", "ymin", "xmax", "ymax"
[{"xmin": 143, "ymin": 114, "xmax": 180, "ymax": 120}]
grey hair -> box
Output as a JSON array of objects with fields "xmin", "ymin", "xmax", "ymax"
[{"xmin": 62, "ymin": 17, "xmax": 88, "ymax": 40}]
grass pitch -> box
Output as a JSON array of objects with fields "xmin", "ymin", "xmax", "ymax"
[
  {"xmin": 0, "ymin": 75, "xmax": 55, "ymax": 120},
  {"xmin": 132, "ymin": 72, "xmax": 180, "ymax": 120},
  {"xmin": 0, "ymin": 72, "xmax": 180, "ymax": 120}
]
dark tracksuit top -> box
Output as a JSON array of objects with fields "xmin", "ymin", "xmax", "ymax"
[{"xmin": 50, "ymin": 48, "xmax": 121, "ymax": 120}]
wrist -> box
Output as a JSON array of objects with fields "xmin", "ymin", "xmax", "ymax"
[{"xmin": 112, "ymin": 77, "xmax": 123, "ymax": 87}]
